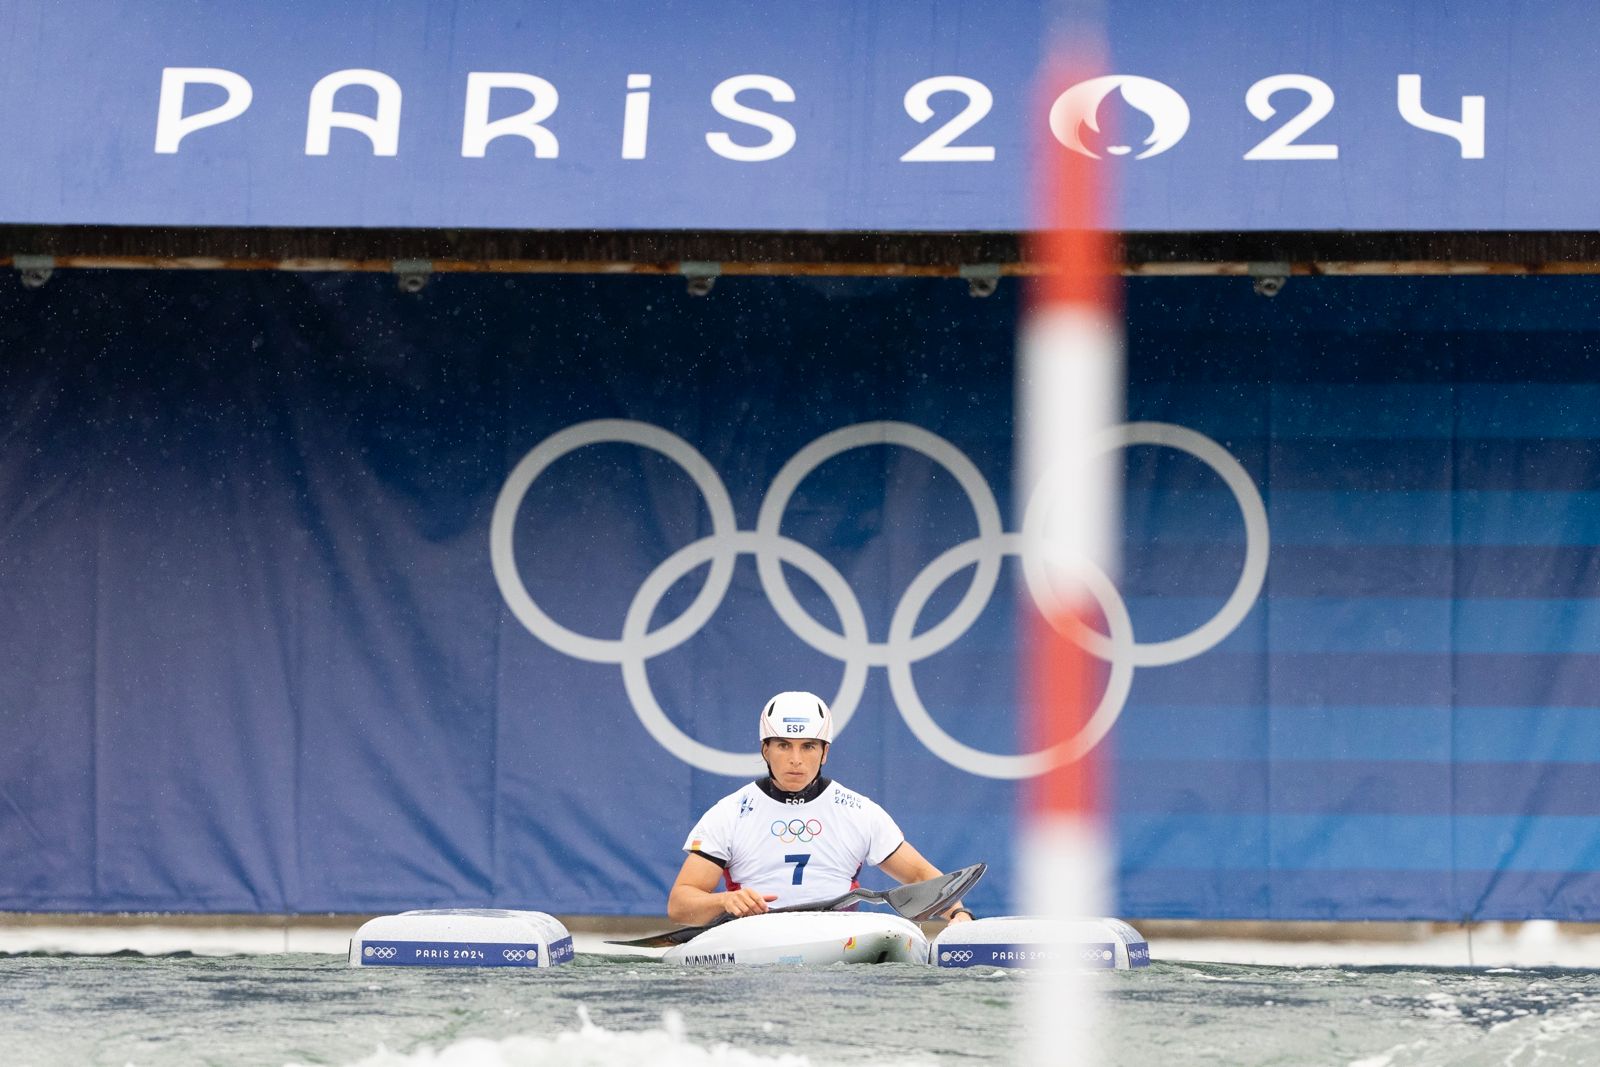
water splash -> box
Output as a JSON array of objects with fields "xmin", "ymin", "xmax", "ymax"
[{"xmin": 299, "ymin": 1005, "xmax": 919, "ymax": 1067}]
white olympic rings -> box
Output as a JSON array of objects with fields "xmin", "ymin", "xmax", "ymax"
[{"xmin": 490, "ymin": 419, "xmax": 1268, "ymax": 779}]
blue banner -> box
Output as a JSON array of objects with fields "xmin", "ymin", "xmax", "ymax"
[
  {"xmin": 0, "ymin": 0, "xmax": 1594, "ymax": 231},
  {"xmin": 3, "ymin": 270, "xmax": 1600, "ymax": 920}
]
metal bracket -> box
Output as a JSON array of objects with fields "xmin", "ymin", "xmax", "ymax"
[
  {"xmin": 679, "ymin": 261, "xmax": 721, "ymax": 297},
  {"xmin": 391, "ymin": 259, "xmax": 433, "ymax": 293},
  {"xmin": 13, "ymin": 254, "xmax": 54, "ymax": 289},
  {"xmin": 958, "ymin": 263, "xmax": 1002, "ymax": 298},
  {"xmin": 1248, "ymin": 261, "xmax": 1291, "ymax": 298}
]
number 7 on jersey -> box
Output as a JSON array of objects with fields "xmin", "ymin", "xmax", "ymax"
[{"xmin": 784, "ymin": 853, "xmax": 809, "ymax": 885}]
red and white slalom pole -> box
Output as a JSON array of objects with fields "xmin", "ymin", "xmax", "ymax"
[{"xmin": 1017, "ymin": 57, "xmax": 1124, "ymax": 1067}]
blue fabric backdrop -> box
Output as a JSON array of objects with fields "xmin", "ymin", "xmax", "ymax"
[{"xmin": 2, "ymin": 270, "xmax": 1599, "ymax": 919}]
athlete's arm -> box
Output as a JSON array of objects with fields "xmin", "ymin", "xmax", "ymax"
[
  {"xmin": 667, "ymin": 852, "xmax": 778, "ymax": 925},
  {"xmin": 878, "ymin": 842, "xmax": 973, "ymax": 923}
]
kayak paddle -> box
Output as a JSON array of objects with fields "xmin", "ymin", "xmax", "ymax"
[{"xmin": 607, "ymin": 861, "xmax": 986, "ymax": 949}]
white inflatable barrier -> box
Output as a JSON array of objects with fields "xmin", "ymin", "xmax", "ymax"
[
  {"xmin": 349, "ymin": 909, "xmax": 574, "ymax": 968},
  {"xmin": 663, "ymin": 911, "xmax": 929, "ymax": 967},
  {"xmin": 931, "ymin": 916, "xmax": 1151, "ymax": 970}
]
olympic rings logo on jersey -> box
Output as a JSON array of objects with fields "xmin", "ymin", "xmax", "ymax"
[
  {"xmin": 491, "ymin": 419, "xmax": 1268, "ymax": 780},
  {"xmin": 771, "ymin": 818, "xmax": 823, "ymax": 843}
]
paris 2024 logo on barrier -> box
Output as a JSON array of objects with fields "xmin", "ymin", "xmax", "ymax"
[{"xmin": 490, "ymin": 420, "xmax": 1268, "ymax": 779}]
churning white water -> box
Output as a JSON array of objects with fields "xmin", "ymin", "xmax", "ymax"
[{"xmin": 6, "ymin": 950, "xmax": 1600, "ymax": 1067}]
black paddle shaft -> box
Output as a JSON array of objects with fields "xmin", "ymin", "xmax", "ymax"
[{"xmin": 607, "ymin": 862, "xmax": 987, "ymax": 949}]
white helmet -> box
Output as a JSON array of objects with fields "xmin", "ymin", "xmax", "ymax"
[{"xmin": 759, "ymin": 691, "xmax": 833, "ymax": 744}]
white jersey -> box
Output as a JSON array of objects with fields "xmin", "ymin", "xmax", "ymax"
[{"xmin": 682, "ymin": 779, "xmax": 904, "ymax": 908}]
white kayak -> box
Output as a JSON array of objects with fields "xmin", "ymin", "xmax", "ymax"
[
  {"xmin": 663, "ymin": 910, "xmax": 930, "ymax": 967},
  {"xmin": 348, "ymin": 909, "xmax": 574, "ymax": 968},
  {"xmin": 931, "ymin": 915, "xmax": 1150, "ymax": 970}
]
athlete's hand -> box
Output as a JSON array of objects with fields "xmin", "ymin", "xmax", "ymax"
[
  {"xmin": 721, "ymin": 888, "xmax": 778, "ymax": 918},
  {"xmin": 945, "ymin": 909, "xmax": 974, "ymax": 924}
]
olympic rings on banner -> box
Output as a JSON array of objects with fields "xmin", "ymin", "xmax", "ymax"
[
  {"xmin": 755, "ymin": 422, "xmax": 1005, "ymax": 666},
  {"xmin": 490, "ymin": 419, "xmax": 1268, "ymax": 780},
  {"xmin": 490, "ymin": 419, "xmax": 740, "ymax": 664},
  {"xmin": 1020, "ymin": 422, "xmax": 1270, "ymax": 668}
]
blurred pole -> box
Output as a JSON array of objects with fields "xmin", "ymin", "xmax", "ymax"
[{"xmin": 1016, "ymin": 24, "xmax": 1123, "ymax": 1067}]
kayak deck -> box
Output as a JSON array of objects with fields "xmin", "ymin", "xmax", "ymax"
[{"xmin": 662, "ymin": 911, "xmax": 930, "ymax": 966}]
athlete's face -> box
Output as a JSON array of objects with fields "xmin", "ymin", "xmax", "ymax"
[{"xmin": 762, "ymin": 737, "xmax": 828, "ymax": 792}]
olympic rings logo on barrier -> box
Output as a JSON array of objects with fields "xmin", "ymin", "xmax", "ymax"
[
  {"xmin": 771, "ymin": 818, "xmax": 823, "ymax": 843},
  {"xmin": 366, "ymin": 945, "xmax": 397, "ymax": 959},
  {"xmin": 491, "ymin": 419, "xmax": 1268, "ymax": 779},
  {"xmin": 503, "ymin": 948, "xmax": 530, "ymax": 962},
  {"xmin": 941, "ymin": 949, "xmax": 975, "ymax": 963}
]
